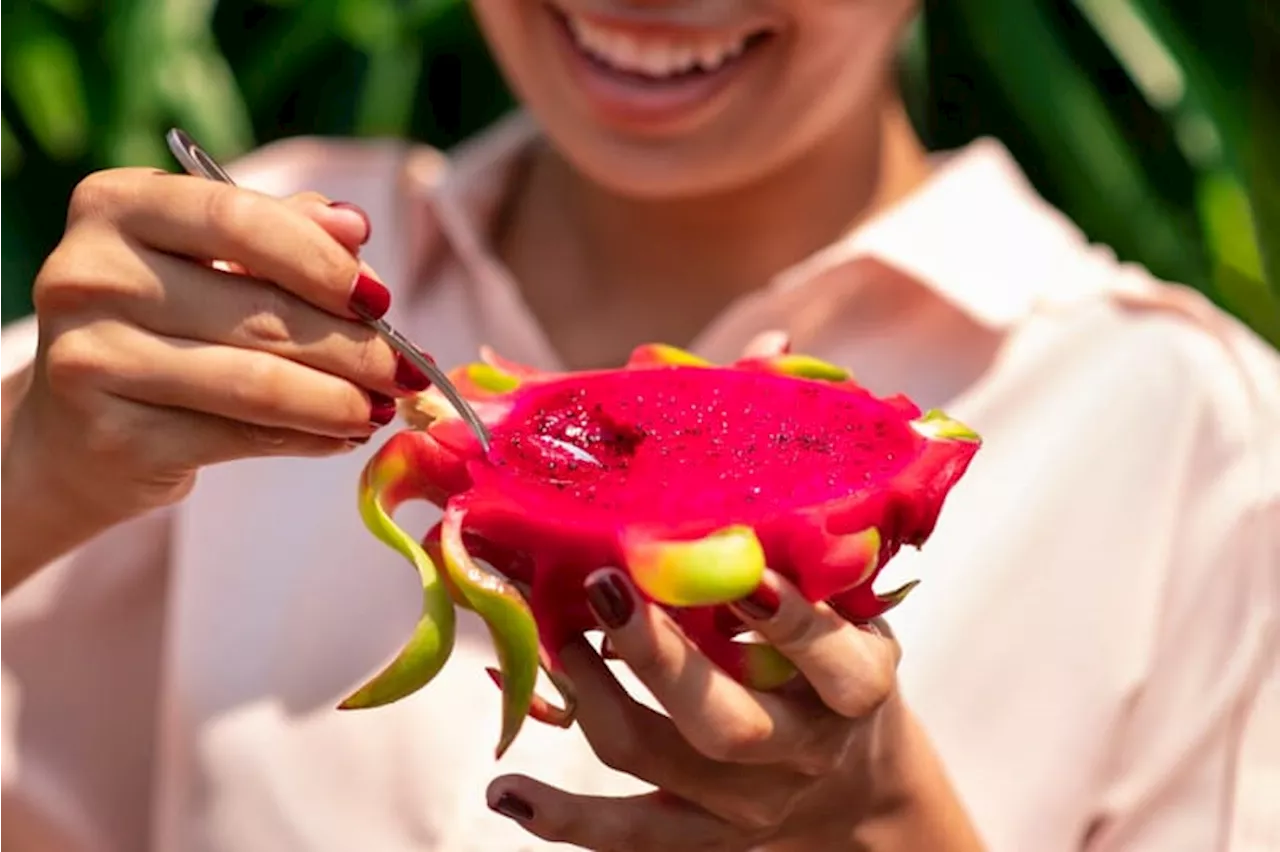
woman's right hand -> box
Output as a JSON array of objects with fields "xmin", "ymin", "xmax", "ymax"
[{"xmin": 2, "ymin": 167, "xmax": 431, "ymax": 589}]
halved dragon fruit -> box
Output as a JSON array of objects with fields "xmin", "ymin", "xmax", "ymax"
[{"xmin": 339, "ymin": 340, "xmax": 981, "ymax": 758}]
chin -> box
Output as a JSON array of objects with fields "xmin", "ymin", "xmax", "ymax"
[{"xmin": 546, "ymin": 130, "xmax": 773, "ymax": 200}]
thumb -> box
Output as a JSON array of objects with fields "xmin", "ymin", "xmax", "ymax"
[{"xmin": 282, "ymin": 191, "xmax": 372, "ymax": 257}]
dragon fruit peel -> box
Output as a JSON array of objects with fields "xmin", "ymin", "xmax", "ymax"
[{"xmin": 338, "ymin": 341, "xmax": 981, "ymax": 759}]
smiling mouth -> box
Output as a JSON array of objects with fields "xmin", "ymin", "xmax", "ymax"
[{"xmin": 546, "ymin": 4, "xmax": 777, "ymax": 84}]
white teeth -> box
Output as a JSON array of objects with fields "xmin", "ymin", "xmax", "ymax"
[{"xmin": 564, "ymin": 13, "xmax": 756, "ymax": 78}]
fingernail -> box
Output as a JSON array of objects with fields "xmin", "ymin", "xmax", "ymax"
[
  {"xmin": 735, "ymin": 580, "xmax": 780, "ymax": 621},
  {"xmin": 856, "ymin": 621, "xmax": 881, "ymax": 636},
  {"xmin": 328, "ymin": 201, "xmax": 371, "ymax": 245},
  {"xmin": 490, "ymin": 792, "xmax": 534, "ymax": 822},
  {"xmin": 584, "ymin": 570, "xmax": 635, "ymax": 629},
  {"xmin": 348, "ymin": 272, "xmax": 391, "ymax": 320},
  {"xmin": 394, "ymin": 353, "xmax": 434, "ymax": 392},
  {"xmin": 368, "ymin": 390, "xmax": 397, "ymax": 426}
]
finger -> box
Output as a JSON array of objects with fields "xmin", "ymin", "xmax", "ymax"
[
  {"xmin": 97, "ymin": 394, "xmax": 357, "ymax": 472},
  {"xmin": 27, "ymin": 389, "xmax": 352, "ymax": 524},
  {"xmin": 557, "ymin": 637, "xmax": 806, "ymax": 829},
  {"xmin": 740, "ymin": 330, "xmax": 791, "ymax": 358},
  {"xmin": 731, "ymin": 571, "xmax": 899, "ymax": 719},
  {"xmin": 486, "ymin": 776, "xmax": 751, "ymax": 852},
  {"xmin": 70, "ymin": 169, "xmax": 380, "ymax": 319},
  {"xmin": 68, "ymin": 319, "xmax": 392, "ymax": 438},
  {"xmin": 583, "ymin": 569, "xmax": 832, "ymax": 766},
  {"xmin": 122, "ymin": 248, "xmax": 430, "ymax": 395},
  {"xmin": 280, "ymin": 192, "xmax": 371, "ymax": 255},
  {"xmin": 200, "ymin": 193, "xmax": 369, "ymax": 278}
]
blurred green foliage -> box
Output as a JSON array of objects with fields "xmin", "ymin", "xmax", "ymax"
[{"xmin": 3, "ymin": 0, "xmax": 1277, "ymax": 346}]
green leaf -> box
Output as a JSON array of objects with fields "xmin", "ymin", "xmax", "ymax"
[
  {"xmin": 156, "ymin": 0, "xmax": 255, "ymax": 157},
  {"xmin": 1197, "ymin": 173, "xmax": 1280, "ymax": 346},
  {"xmin": 1245, "ymin": 0, "xmax": 1280, "ymax": 297},
  {"xmin": 2, "ymin": 11, "xmax": 90, "ymax": 160},
  {"xmin": 1124, "ymin": 0, "xmax": 1253, "ymax": 177},
  {"xmin": 236, "ymin": 0, "xmax": 345, "ymax": 109},
  {"xmin": 925, "ymin": 0, "xmax": 1207, "ymax": 288},
  {"xmin": 0, "ymin": 0, "xmax": 1273, "ymax": 348},
  {"xmin": 1, "ymin": 117, "xmax": 24, "ymax": 178}
]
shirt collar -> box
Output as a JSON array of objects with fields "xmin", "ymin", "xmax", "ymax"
[
  {"xmin": 400, "ymin": 111, "xmax": 1104, "ymax": 332},
  {"xmin": 787, "ymin": 136, "xmax": 1109, "ymax": 328}
]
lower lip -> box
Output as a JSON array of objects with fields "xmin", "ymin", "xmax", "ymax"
[{"xmin": 546, "ymin": 9, "xmax": 771, "ymax": 132}]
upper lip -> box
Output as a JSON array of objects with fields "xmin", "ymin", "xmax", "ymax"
[{"xmin": 544, "ymin": 1, "xmax": 780, "ymax": 40}]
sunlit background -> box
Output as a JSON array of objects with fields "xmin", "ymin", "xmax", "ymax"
[{"xmin": 2, "ymin": 0, "xmax": 1277, "ymax": 347}]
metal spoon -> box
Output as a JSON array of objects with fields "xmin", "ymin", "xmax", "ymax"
[{"xmin": 164, "ymin": 127, "xmax": 492, "ymax": 452}]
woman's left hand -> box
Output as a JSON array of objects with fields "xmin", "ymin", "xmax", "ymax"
[{"xmin": 483, "ymin": 566, "xmax": 918, "ymax": 851}]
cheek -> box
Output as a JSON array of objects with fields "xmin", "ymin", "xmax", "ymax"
[
  {"xmin": 468, "ymin": 1, "xmax": 544, "ymax": 98},
  {"xmin": 790, "ymin": 0, "xmax": 917, "ymax": 90},
  {"xmin": 769, "ymin": 10, "xmax": 908, "ymax": 128}
]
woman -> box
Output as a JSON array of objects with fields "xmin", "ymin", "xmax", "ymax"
[{"xmin": 2, "ymin": 0, "xmax": 1276, "ymax": 849}]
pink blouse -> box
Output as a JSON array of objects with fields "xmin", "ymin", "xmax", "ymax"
[{"xmin": 3, "ymin": 113, "xmax": 1277, "ymax": 852}]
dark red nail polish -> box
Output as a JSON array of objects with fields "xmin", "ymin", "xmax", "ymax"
[
  {"xmin": 328, "ymin": 201, "xmax": 371, "ymax": 245},
  {"xmin": 585, "ymin": 571, "xmax": 635, "ymax": 629},
  {"xmin": 736, "ymin": 581, "xmax": 780, "ymax": 621},
  {"xmin": 368, "ymin": 391, "xmax": 397, "ymax": 426},
  {"xmin": 394, "ymin": 353, "xmax": 434, "ymax": 392},
  {"xmin": 491, "ymin": 792, "xmax": 534, "ymax": 822},
  {"xmin": 348, "ymin": 272, "xmax": 391, "ymax": 320}
]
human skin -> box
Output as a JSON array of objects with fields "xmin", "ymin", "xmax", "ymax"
[
  {"xmin": 461, "ymin": 1, "xmax": 982, "ymax": 848},
  {"xmin": 471, "ymin": 0, "xmax": 933, "ymax": 370},
  {"xmin": 0, "ymin": 0, "xmax": 987, "ymax": 847},
  {"xmin": 1, "ymin": 194, "xmax": 409, "ymax": 591}
]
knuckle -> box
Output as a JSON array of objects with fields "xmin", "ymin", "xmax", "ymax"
[
  {"xmin": 230, "ymin": 353, "xmax": 286, "ymax": 415},
  {"xmin": 33, "ymin": 250, "xmax": 86, "ymax": 316},
  {"xmin": 205, "ymin": 183, "xmax": 266, "ymax": 243},
  {"xmin": 347, "ymin": 387, "xmax": 377, "ymax": 430},
  {"xmin": 236, "ymin": 421, "xmax": 292, "ymax": 453},
  {"xmin": 210, "ymin": 186, "xmax": 354, "ymax": 295},
  {"xmin": 35, "ymin": 244, "xmax": 130, "ymax": 316},
  {"xmin": 306, "ymin": 243, "xmax": 358, "ymax": 295},
  {"xmin": 619, "ymin": 639, "xmax": 668, "ymax": 683},
  {"xmin": 236, "ymin": 286, "xmax": 295, "ymax": 347},
  {"xmin": 43, "ymin": 326, "xmax": 111, "ymax": 392},
  {"xmin": 826, "ymin": 651, "xmax": 895, "ymax": 719},
  {"xmin": 350, "ymin": 333, "xmax": 391, "ymax": 383},
  {"xmin": 67, "ymin": 170, "xmax": 133, "ymax": 222},
  {"xmin": 768, "ymin": 608, "xmax": 823, "ymax": 654}
]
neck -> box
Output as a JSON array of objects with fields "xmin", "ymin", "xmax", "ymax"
[{"xmin": 498, "ymin": 93, "xmax": 932, "ymax": 366}]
